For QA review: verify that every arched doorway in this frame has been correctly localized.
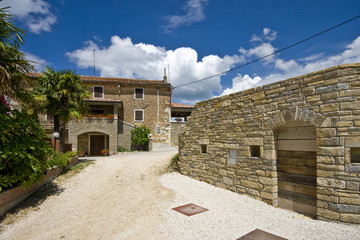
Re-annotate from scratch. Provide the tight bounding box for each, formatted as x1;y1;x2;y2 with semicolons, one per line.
77;132;109;156
276;121;317;217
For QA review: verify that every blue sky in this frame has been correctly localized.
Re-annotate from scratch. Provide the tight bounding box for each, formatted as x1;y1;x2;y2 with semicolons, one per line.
1;0;360;104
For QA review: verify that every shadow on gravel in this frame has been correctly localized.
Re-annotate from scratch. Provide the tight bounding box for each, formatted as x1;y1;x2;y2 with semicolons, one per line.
0;182;65;226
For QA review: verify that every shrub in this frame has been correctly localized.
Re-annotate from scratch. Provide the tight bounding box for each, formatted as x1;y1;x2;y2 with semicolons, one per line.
117;146;127;152
131;125;150;146
0;99;54;192
167;153;179;171
63;151;77;158
48;152;71;169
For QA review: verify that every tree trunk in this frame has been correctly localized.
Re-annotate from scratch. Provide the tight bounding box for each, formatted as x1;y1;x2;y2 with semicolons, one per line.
59;121;66;153
53;115;60;133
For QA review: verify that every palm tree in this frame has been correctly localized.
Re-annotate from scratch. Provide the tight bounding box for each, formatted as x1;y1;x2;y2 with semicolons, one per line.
34;67;89;153
0;7;34;102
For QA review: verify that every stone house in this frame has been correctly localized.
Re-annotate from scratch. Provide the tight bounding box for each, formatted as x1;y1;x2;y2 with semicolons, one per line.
29;73;172;155
170;102;194;146
178;63;360;224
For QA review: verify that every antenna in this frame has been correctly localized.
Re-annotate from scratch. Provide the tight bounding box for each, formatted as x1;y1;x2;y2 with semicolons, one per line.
93;49;96;76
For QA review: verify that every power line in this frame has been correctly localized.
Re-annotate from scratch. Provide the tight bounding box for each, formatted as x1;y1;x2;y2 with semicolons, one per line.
173;14;360;89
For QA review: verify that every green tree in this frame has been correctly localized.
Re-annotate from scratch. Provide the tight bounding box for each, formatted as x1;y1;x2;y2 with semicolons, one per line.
0;6;34;103
131;125;150;150
34;68;89;153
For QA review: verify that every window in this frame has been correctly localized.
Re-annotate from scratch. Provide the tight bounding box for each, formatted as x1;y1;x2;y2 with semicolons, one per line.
200;145;207;153
156;126;161;134
351;148;360;163
134;109;144;121
229;149;237;165
250;146;261;157
134;88;144;99
93;86;103;98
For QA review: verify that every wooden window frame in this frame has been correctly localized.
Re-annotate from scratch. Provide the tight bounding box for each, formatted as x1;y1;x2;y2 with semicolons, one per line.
134;109;144;122
93;86;104;99
134;87;144;100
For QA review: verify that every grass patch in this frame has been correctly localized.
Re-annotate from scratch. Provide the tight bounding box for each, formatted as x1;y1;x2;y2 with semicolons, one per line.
167;153;179;171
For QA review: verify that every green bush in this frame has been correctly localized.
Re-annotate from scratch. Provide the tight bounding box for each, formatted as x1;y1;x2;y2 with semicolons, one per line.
63;151;77;158
117;146;127;152
167;153;179;170
48;152;71;169
131;125;150;146
0;99;54;192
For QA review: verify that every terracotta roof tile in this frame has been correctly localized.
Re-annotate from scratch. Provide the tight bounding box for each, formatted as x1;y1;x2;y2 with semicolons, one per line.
27;73;170;86
171;102;194;108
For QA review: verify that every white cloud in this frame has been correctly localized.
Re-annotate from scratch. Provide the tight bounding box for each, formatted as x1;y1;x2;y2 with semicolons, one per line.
254;36;360;85
0;0;57;34
218;35;360;97
24;52;48;72
250;27;277;42
239;43;277;64
66;36;241;104
221;74;261;96
164;0;209;33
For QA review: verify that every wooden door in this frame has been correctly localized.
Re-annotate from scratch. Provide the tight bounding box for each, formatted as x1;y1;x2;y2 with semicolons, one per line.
90;135;105;156
277;123;317;217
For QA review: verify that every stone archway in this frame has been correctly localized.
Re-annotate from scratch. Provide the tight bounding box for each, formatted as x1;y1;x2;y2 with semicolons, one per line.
276;121;317;217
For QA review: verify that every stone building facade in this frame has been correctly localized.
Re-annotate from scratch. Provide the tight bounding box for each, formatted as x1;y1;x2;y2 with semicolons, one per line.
30;73;172;155
178;63;360;224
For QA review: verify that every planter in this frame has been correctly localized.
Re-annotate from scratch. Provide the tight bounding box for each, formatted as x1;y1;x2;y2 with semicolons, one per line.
0;156;78;217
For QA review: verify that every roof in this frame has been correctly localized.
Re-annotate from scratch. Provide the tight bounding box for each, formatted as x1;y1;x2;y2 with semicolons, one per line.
171;102;194;108
86;99;123;104
27;73;171;86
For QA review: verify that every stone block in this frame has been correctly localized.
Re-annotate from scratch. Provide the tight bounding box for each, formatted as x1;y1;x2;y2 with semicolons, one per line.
317;156;334;164
341;102;360;110
316;128;336;137
252;91;265;101
317;169;334;177
345;137;360;147
340;213;360;224
244;138;263;146
317;208;339;220
346;181;360;191
320;103;339;113
259;176;277;186
329;203;360;213
318;146;345;156
223;176;233;185
241;179;263;191
339;197;360;205
260;191;275;200
317;177;345;189
317;194;338;203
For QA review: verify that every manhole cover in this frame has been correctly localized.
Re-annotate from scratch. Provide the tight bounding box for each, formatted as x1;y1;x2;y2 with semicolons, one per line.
172;203;208;216
237;229;288;240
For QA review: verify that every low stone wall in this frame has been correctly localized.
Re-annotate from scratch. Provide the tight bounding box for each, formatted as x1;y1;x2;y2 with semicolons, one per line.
171;122;187;146
178;63;360;224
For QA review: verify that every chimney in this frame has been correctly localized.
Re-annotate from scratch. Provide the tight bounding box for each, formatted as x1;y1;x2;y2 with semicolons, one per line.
163;68;167;82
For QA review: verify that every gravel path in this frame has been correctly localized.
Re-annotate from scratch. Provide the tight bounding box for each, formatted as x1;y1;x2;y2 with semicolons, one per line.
1;148;359;239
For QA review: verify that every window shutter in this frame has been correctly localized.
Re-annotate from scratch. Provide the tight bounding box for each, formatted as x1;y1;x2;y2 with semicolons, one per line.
135;88;143;99
135;110;143;121
94;87;103;98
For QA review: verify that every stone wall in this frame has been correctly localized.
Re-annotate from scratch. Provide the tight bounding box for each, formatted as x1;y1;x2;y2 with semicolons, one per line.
178;63;360;224
171;122;186;146
69;117;118;155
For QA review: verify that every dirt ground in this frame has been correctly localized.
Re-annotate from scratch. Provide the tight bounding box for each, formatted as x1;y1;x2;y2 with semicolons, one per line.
0;149;178;240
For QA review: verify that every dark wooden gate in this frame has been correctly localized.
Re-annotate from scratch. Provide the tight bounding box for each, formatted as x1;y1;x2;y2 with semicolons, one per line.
277;122;317;217
90;135;105;156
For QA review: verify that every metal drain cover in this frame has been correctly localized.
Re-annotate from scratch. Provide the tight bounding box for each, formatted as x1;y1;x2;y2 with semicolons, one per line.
172;203;208;216
237;229;288;240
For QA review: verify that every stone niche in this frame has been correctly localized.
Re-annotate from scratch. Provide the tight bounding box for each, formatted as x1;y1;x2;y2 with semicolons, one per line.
178;63;360;224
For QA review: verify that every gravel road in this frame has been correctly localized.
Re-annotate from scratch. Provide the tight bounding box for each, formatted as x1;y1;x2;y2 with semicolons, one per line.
1;148;359;240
